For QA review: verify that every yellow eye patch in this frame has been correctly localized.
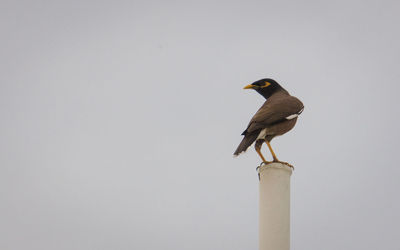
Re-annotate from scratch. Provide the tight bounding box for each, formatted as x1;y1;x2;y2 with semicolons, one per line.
261;82;271;88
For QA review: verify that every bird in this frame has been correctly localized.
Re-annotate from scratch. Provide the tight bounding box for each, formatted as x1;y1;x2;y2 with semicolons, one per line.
234;78;304;166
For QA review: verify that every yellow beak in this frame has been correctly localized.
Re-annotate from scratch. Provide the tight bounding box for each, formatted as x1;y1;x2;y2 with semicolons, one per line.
243;84;254;89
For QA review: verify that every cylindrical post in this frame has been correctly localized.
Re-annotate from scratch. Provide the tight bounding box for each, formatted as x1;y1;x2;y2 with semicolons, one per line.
257;163;293;250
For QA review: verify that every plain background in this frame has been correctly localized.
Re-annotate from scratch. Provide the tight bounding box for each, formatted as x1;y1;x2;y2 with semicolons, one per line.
1;0;400;249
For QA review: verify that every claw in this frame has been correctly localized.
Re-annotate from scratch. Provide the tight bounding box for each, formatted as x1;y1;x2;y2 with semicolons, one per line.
278;161;294;170
259;161;271;166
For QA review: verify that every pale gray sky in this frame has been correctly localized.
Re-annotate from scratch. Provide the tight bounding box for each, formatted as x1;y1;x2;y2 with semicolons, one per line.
1;0;400;249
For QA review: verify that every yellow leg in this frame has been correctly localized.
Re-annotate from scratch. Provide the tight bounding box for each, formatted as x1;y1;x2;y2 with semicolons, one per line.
256;148;268;163
265;141;279;162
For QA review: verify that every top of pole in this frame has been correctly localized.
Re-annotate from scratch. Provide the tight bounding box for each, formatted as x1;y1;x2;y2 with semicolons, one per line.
257;162;293;177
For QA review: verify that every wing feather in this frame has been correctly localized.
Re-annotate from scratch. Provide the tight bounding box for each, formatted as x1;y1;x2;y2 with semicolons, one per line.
245;95;304;134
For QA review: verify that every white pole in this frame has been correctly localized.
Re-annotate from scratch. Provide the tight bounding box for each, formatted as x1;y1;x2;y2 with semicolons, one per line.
257;162;293;250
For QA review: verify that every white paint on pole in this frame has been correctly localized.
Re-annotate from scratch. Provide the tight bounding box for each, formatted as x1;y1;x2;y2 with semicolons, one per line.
257;162;293;250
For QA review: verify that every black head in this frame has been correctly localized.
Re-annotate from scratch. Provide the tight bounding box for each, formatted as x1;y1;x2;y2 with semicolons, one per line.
243;78;286;99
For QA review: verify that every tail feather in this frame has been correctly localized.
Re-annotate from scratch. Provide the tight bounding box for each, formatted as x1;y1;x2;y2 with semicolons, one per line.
233;133;258;156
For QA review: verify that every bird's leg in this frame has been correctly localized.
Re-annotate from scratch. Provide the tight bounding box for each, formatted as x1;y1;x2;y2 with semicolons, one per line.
265;140;294;169
255;140;270;164
265;140;279;162
256;148;268;163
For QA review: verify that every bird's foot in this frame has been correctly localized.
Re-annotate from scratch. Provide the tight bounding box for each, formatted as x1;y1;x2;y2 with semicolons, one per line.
273;160;294;170
259;161;272;167
256;162;271;181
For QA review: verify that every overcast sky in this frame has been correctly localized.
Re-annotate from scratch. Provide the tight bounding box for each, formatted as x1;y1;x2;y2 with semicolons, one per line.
1;0;400;249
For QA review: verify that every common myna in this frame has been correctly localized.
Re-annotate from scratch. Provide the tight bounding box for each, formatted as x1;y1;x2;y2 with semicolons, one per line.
234;78;304;165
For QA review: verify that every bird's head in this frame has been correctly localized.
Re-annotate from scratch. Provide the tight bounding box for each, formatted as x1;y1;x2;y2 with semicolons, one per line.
243;78;286;99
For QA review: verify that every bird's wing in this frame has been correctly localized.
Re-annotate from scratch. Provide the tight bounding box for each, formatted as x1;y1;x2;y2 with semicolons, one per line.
243;95;304;135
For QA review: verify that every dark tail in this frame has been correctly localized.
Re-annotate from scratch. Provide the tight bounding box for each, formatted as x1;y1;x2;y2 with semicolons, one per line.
233;133;258;156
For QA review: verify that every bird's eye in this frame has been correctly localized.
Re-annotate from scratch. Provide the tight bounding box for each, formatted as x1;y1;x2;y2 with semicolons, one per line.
262;82;271;88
